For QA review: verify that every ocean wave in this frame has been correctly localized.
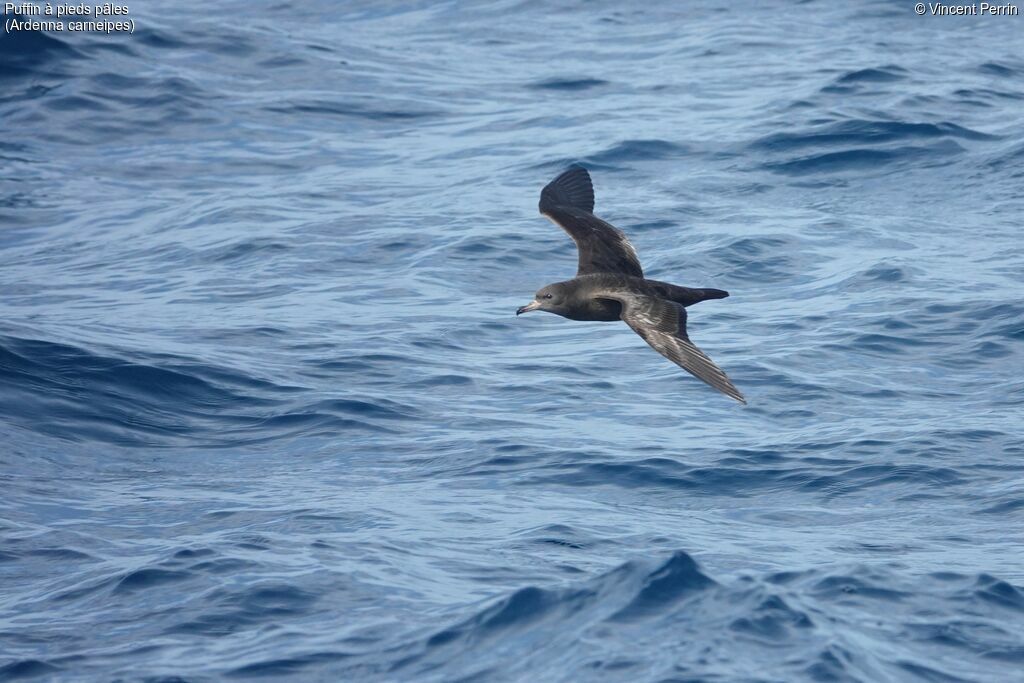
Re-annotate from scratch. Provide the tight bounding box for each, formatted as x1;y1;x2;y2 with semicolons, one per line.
528;77;609;91
585;139;688;165
343;552;1024;682
751;114;998;176
0;333;418;447
762;141;965;175
752;119;996;153
707;235;804;283
0;18;80;80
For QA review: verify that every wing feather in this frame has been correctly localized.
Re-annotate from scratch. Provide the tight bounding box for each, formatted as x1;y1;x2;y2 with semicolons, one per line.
539;166;644;278
598;290;746;403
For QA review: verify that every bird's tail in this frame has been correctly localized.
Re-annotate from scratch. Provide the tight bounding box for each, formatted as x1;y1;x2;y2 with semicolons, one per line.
668;285;729;307
646;279;730;307
692;287;729;302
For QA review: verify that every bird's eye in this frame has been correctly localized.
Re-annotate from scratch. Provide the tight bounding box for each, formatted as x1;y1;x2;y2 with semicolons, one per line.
543;294;553;299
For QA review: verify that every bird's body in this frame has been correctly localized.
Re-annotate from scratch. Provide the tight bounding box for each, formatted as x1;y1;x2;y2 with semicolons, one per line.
537;273;729;322
517;165;746;404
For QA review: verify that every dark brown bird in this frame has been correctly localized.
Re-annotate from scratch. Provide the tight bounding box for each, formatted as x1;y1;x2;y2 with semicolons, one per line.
516;165;746;404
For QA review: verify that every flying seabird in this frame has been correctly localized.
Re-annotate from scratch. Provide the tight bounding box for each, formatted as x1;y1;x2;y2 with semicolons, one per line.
516;165;746;404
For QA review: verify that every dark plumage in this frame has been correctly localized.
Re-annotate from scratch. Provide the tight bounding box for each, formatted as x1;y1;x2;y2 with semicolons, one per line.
517;165;745;404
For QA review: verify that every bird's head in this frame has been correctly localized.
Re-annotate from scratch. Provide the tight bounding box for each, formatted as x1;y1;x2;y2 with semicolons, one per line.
516;283;570;316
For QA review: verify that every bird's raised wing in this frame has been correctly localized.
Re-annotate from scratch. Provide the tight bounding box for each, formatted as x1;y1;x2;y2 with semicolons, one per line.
597;289;745;403
539;166;644;278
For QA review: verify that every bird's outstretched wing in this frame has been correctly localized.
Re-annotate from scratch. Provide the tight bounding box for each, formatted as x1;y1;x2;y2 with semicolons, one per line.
597;289;746;403
539;165;644;278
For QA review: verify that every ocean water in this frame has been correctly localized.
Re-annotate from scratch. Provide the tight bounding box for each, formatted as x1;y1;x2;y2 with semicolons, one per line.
2;1;1023;680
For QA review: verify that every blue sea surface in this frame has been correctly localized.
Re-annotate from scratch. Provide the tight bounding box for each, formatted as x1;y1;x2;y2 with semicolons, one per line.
2;1;1023;681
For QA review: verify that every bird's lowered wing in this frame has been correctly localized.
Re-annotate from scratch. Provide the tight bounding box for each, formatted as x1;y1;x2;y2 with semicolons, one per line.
539;166;644;278
597;289;746;403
